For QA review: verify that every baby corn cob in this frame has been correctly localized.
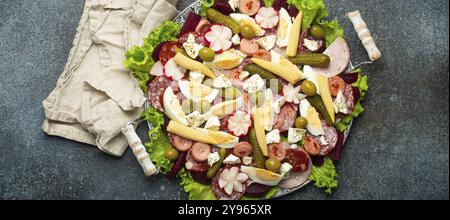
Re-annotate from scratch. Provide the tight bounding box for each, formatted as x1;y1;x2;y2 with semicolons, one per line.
252;108;268;157
167;120;237;146
174;53;216;79
317;75;335;123
286;11;303;57
251;58;303;84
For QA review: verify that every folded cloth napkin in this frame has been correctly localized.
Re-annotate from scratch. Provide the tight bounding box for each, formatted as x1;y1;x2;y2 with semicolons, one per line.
42;0;179;157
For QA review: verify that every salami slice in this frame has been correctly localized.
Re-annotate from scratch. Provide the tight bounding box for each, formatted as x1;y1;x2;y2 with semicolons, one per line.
211;167;246;200
310;121;338;156
168;133;193;152
279;158;312;189
343;84;355;112
273;103;298;132
148;76;171;111
185;148;209;172
283;148;310;172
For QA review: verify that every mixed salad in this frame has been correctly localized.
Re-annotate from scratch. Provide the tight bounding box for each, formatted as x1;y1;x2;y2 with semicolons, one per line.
125;0;368;200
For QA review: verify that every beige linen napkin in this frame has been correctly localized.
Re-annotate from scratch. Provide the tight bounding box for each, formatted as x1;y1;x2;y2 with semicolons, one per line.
42;0;179;157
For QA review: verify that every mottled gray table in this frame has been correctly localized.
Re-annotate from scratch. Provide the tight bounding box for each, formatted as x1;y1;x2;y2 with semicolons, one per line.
0;0;448;200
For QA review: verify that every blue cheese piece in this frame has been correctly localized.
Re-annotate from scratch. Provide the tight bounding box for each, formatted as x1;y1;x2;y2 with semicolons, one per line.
333;90;350;114
183;33;203;59
189;71;205;84
272;96;286;114
266;129;281;144
243;74;265;94
207;152;220;167
303;39;320;52
242;156;252;165
231;34;241;45
256;35;276;51
290;144;298;150
185;111;205;128
280;162;293;178
223;154;241;165
204;116;220;130
213;74;232;88
287;128;306;143
239;71;250;80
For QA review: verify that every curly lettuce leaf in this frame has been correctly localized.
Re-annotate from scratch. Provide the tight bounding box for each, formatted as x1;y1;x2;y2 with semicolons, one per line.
124;21;181;92
287;0;344;46
336;69;369;132
308;157;338;194
142;107;173;174
178;168;217;200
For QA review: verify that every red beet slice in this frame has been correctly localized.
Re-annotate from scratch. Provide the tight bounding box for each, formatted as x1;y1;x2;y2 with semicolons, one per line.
212;0;234;15
352;87;361;102
151;42;165;62
179;11;202;37
331;131;345;161
341;72;359;84
287;5;299;17
272;0;288;11
311;156;325;167
166;152;187;178
190;171;211;185
244;183;271;197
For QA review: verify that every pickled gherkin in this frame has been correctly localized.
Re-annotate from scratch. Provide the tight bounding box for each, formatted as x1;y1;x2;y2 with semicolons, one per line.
306;95;334;126
248;128;266;169
288;54;330;68
206;8;240;34
206;148;226;179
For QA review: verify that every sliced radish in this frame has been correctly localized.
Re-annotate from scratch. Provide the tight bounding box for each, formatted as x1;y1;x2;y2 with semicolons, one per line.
204;25;233;53
218;166;248;195
255;7;279;29
150;60;164;76
164;58;186;80
227;110;252;137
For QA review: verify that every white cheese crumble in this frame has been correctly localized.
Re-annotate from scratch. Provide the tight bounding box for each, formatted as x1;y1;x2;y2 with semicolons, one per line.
204;116;220;130
272;96;286;114
213;74;232;88
290;144;298;150
288;128;306;143
207;152;220;167
239;71;250;81
242;156;252;165
319;135;329;145
231;34;241;45
280;162;293;178
185;111;205;128
189;71;205;84
266;129;281;144
223;154;241;165
228;0;239;10
256;35;276;51
243;74;265;94
303;39;320;52
333;90;350;114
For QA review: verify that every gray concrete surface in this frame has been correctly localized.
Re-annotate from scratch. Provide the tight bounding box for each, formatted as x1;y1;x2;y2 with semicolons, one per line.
0;0;448;200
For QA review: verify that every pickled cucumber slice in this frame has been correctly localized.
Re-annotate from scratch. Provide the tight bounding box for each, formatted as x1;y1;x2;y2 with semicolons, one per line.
288;54;330;68
206;8;240;34
306;95;334;126
248;128;266;169
206;148;227;179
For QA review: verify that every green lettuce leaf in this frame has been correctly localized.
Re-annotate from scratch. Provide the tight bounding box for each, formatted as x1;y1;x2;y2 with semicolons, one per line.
124;21;181;92
308;157;338;194
178;168;217;200
263;0;275;7
200;0;215;16
336;69;369;132
287;0;345;46
142;107;173;174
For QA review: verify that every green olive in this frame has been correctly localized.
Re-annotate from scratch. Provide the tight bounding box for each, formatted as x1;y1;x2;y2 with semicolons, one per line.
220;87;242;100
194;100;211;113
199;47;215;62
310;24;325;40
301;80;317;96
265;158;281;172
240;24;255;39
295;117;308;129
181;99;195;114
249;91;266;107
164;148;179;161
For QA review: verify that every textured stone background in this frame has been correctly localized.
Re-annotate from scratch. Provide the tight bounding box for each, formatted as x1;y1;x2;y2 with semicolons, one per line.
0;0;448;200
